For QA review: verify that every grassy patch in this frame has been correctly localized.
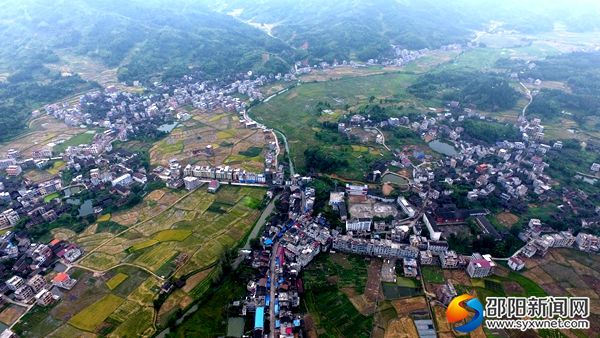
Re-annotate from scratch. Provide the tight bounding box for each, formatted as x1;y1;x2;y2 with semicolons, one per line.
68;294;125;332
43;192;61;203
173;268;254;336
106;273;129;290
250;72;418;174
421;266;444;284
240;196;262;209
12;304;62;337
54;131;96;154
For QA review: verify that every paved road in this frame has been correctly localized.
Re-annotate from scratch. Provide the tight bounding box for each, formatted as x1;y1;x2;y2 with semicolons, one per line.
371;127;391;152
519;81;533;118
274;129;295;177
268;242;279;337
233;195;279;269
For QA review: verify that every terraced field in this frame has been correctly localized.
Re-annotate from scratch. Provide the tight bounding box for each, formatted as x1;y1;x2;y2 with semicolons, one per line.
30;185;266;337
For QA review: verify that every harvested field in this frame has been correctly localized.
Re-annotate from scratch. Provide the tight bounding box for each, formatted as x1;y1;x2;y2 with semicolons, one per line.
182;268;214;293
495;212;519;228
384;317;418;338
442;269;472;286
0;305;26;325
390;296;428;317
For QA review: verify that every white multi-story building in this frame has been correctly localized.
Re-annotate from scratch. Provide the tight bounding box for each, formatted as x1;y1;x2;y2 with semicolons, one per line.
0;209;20;227
183;176;201;191
398;197;416;217
6;276;24;291
345;218;372;232
466;253;496;278
508;256;525;271
345;184;368;196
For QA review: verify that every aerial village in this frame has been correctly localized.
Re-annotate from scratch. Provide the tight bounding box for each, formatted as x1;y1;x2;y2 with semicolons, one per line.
0;47;599;337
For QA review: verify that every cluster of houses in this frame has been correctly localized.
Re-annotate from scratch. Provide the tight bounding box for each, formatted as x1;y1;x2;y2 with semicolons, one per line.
151;158;284;192
295;44;463;73
1;232;81;307
508;218;600;271
45;69;299;142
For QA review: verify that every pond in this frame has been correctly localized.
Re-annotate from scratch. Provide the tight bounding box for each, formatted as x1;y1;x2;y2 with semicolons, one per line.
428;140;458;157
78;199;94;217
157;122;178;133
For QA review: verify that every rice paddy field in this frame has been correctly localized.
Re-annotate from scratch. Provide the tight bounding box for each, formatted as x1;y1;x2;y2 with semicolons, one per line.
149;109;268;173
25;185;266;337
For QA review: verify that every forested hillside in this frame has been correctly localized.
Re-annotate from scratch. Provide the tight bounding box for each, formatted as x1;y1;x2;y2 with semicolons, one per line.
208;0;600;63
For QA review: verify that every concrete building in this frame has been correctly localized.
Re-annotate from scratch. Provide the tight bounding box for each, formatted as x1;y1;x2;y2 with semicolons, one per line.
208;180;220;193
5;165;22;176
437;280;458;305
345;218;372;232
183;176;201;191
111;173;133;187
398;197;416;217
403;258;418;277
466;253;496;278
35;289;55;306
0;209;20;227
27;274;46;293
52;273;77;290
508;256;525;271
6;275;24;291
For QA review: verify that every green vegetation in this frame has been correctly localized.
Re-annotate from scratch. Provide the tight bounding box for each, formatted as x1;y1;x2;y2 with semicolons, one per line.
304;254;369;291
68;294;125;332
462;119;520;143
0;73;98;142
408;70;519;111
12;304;61;337
96;220;127;234
218;0;595;63
238;146;262;157
251;73;417;177
302;254;372;337
240;196;262;209
168;267;254;337
106;273;129;290
43;192;60;203
304;284;373;338
53;131;96;154
421;266;444;284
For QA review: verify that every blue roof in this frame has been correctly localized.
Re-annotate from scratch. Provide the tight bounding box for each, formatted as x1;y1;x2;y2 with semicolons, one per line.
264;239;273;245
275;320;280;328
293;319;301;327
254;307;264;329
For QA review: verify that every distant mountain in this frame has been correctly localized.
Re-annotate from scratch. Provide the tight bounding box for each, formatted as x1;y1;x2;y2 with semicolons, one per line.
0;0;296;84
206;0;600;63
0;0;296;141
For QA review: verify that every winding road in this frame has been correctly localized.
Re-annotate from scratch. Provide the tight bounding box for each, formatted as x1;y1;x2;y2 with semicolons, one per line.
519;81;533;118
